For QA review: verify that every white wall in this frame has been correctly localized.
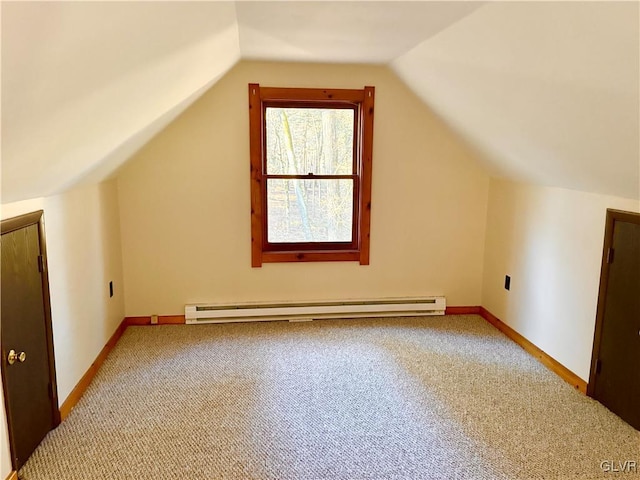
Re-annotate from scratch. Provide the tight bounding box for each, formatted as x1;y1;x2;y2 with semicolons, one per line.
0;180;125;477
482;178;640;381
0;388;10;478
117;61;490;315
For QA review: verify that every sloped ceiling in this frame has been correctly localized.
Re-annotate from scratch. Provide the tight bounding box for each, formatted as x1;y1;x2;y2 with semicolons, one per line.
1;1;240;203
392;1;640;200
2;1;638;203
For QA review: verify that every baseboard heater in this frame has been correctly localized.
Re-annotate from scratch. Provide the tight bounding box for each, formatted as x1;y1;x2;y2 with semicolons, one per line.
185;297;446;324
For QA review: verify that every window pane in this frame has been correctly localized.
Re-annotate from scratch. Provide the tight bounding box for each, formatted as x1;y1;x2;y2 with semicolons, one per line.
265;108;354;175
267;179;354;243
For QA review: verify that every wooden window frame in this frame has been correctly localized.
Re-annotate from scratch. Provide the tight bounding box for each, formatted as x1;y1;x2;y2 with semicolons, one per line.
249;84;375;267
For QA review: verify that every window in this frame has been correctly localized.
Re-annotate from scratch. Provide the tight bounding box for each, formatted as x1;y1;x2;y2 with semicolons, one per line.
249;84;375;267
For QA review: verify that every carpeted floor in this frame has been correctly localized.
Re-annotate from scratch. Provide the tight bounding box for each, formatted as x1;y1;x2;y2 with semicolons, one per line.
20;315;639;479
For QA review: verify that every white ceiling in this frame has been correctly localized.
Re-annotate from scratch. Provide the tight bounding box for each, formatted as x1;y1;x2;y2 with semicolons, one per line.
2;1;638;203
236;2;483;63
2;1;240;202
392;1;640;200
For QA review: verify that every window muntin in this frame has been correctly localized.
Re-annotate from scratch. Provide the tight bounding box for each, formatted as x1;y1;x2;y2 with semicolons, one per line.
249;84;374;266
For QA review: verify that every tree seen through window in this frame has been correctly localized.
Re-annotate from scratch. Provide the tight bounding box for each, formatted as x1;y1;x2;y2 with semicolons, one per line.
265;107;355;243
248;84;374;266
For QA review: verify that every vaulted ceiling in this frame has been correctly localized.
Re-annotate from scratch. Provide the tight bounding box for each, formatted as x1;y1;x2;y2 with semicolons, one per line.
2;1;638;203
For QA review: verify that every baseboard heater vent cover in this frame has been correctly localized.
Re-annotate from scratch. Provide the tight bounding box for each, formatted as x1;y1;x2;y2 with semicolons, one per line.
185;297;445;324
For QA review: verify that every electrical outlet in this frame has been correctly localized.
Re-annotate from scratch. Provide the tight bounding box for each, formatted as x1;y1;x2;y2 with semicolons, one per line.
504;275;511;291
151;314;158;325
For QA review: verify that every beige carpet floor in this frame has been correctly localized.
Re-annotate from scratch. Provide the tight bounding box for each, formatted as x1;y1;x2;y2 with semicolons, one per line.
20;315;639;479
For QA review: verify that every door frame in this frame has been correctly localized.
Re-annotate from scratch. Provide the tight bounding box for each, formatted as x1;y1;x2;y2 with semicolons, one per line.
1;210;60;470
588;208;640;397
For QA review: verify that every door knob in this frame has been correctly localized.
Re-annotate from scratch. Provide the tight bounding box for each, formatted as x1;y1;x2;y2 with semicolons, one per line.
7;349;26;365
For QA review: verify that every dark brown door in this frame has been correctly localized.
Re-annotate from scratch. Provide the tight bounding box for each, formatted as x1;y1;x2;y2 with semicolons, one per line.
589;209;640;430
1;211;59;470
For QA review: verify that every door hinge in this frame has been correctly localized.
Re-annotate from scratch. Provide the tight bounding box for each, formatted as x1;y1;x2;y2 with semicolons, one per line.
606;248;614;264
38;254;45;273
595;359;602;374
